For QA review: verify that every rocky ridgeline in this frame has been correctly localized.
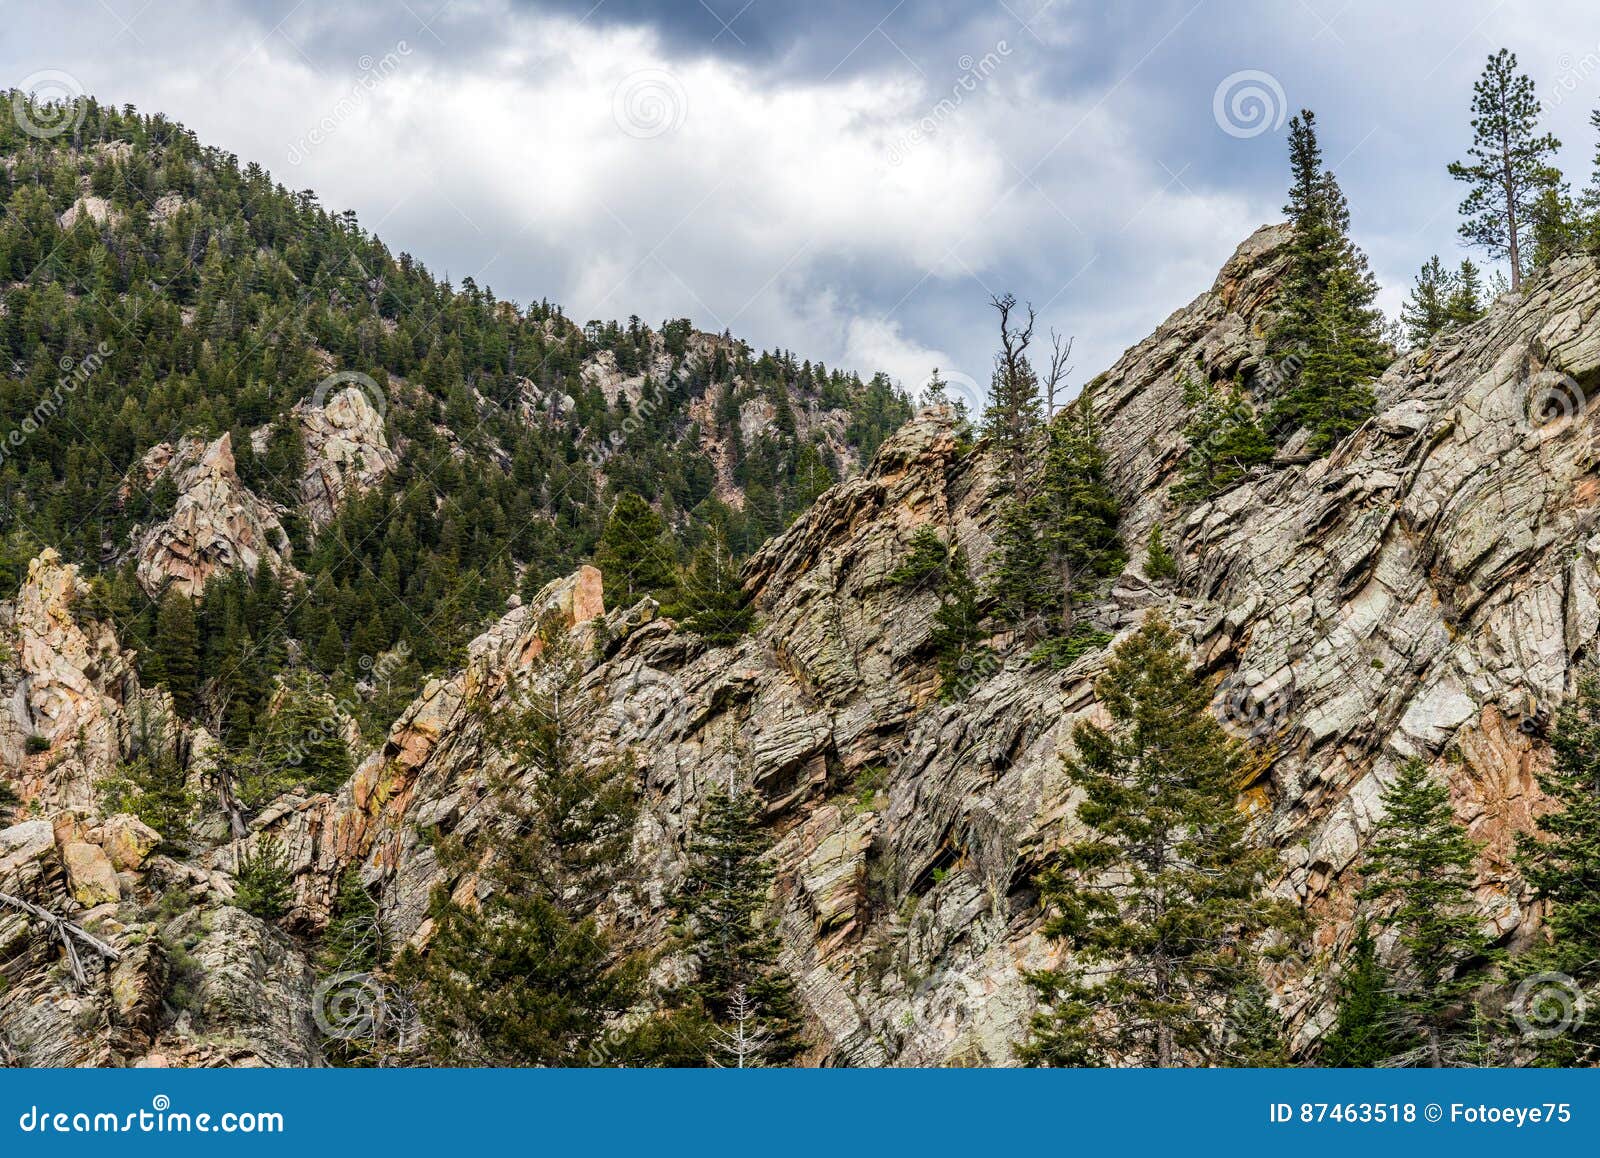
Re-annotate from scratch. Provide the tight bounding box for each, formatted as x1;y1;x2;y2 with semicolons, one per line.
6;226;1600;1065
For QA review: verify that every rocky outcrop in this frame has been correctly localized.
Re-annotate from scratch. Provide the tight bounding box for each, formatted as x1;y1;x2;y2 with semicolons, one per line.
9;226;1600;1068
4;549;136;812
287;386;398;529
132;433;293;598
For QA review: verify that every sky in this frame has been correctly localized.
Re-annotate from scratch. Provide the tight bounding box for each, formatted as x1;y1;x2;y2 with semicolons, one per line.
6;0;1599;410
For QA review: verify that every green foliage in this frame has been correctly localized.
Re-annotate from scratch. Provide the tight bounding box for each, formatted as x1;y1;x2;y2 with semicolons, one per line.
1513;668;1600;1064
1022;615;1290;1067
1219;980;1291;1067
97;704;194;851
1319;924;1404;1067
1144;525;1178;582
594;491;678;610
1175;376;1274;502
669;524;751;646
889;525;948;588
930;546;991;697
991;396;1124;639
671;784;808;1065
153;589;200;718
1401;256;1455;347
1529;185;1584;270
24;734;50;755
1447;260;1487;328
1448;49;1563;290
234;836;295;921
1359;758;1496;1067
0;102;906;760
1266;110;1384;453
397;615;693;1066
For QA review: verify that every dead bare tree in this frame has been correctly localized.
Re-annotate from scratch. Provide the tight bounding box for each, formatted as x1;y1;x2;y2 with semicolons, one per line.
0;891;121;990
1044;330;1074;419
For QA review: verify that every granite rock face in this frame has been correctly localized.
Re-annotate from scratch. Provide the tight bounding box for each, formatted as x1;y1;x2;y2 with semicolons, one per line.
290;386;398;530
8;227;1600;1065
131;433;293;598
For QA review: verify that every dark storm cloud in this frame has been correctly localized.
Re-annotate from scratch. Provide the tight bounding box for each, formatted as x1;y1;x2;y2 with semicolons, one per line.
8;0;1600;394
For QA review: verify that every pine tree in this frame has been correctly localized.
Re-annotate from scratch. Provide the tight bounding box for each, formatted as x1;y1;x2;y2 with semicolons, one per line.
1529;184;1582;271
1175;376;1275;502
889;525;949;590
1218;979;1290;1067
234;836;294;921
1021;615;1289;1067
1513;668;1600;1064
1448;48;1562;291
594;491;678;610
930;546;989;700
1583;108;1600;252
1446;260;1487;328
671;526;751;646
1360;758;1495;1067
1267;111;1384;451
1281;264;1384;452
1400;256;1454;347
1144;525;1178;582
1037;396;1124;633
981;294;1043;497
672;783;807;1065
396;614;677;1065
155;589;200;717
1319;924;1404;1067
